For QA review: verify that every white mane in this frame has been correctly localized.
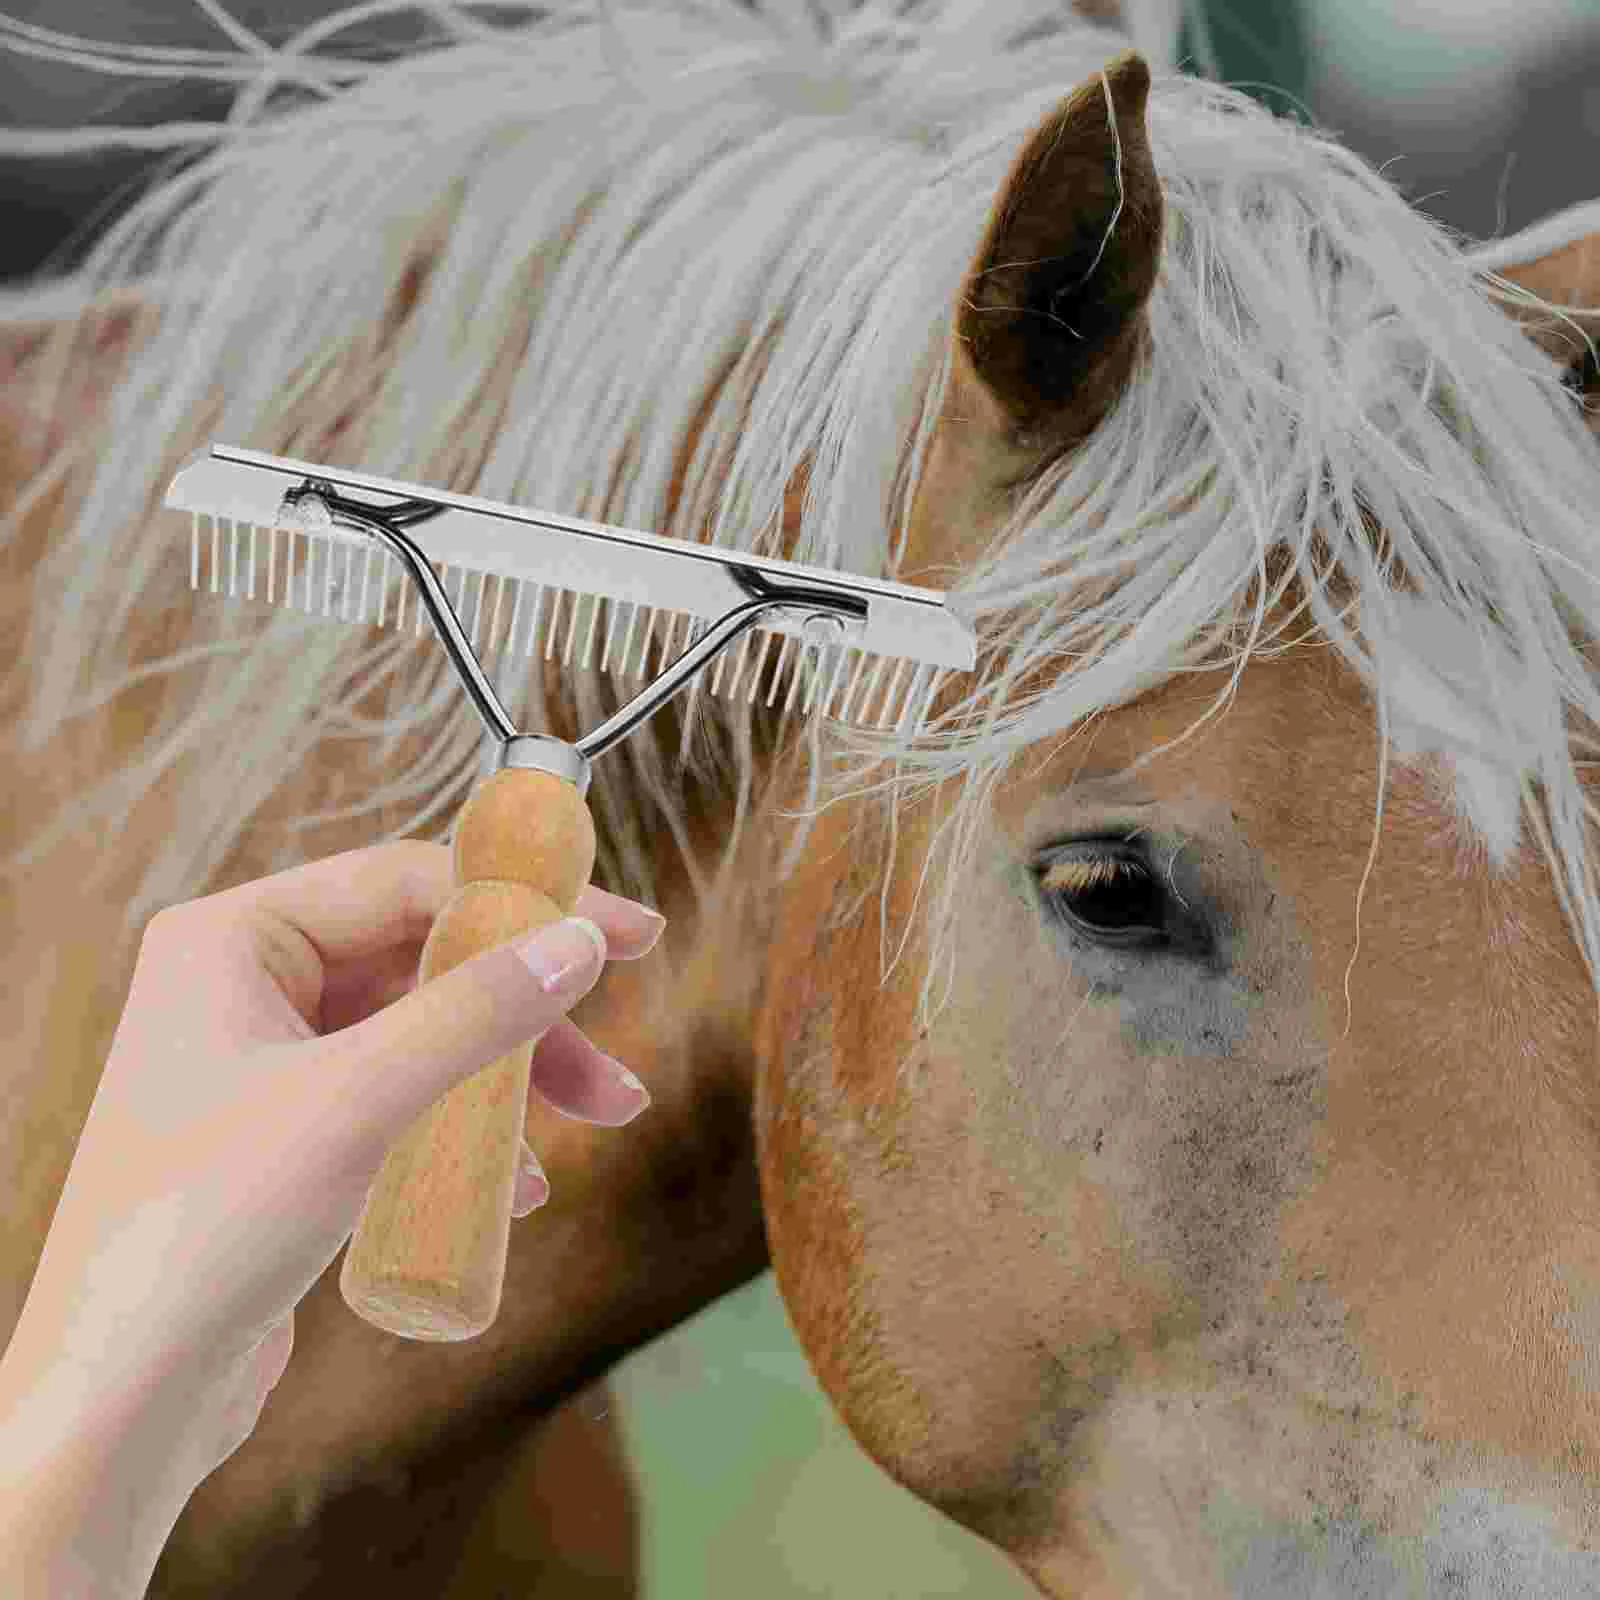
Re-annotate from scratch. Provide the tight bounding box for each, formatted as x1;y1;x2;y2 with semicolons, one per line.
3;0;1598;1035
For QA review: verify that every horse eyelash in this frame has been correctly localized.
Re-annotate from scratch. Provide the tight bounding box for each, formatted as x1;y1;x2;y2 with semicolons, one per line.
1038;852;1151;897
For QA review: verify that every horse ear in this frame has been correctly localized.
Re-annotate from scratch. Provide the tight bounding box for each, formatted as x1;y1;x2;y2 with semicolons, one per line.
954;49;1164;456
1485;229;1600;436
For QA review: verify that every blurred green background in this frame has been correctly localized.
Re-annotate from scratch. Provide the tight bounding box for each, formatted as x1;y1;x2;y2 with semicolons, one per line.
611;1275;1031;1596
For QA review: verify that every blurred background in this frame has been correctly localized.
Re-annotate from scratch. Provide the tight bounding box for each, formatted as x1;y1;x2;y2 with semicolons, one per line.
2;2;1597;1595
4;0;1600;284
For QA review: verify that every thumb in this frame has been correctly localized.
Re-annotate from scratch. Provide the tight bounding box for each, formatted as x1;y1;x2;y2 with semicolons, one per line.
332;915;609;1138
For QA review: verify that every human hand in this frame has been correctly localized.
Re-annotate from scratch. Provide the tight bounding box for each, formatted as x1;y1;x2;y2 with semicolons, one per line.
0;839;663;1500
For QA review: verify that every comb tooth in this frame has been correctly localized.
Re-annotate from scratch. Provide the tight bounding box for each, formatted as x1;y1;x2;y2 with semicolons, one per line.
189;513;200;589
503;576;527;660
874;656;907;728
562;591;582;667
538;586;557;659
768;633;797;708
265;523;278;605
708;627;731;696
224;518;235;597
853;652;890;725
834;648;870;721
828;646;858;720
865;655;892;728
852;654;877;724
599;597;623;674
545;589;562;662
358;544;374;624
876;659;904;728
725;628;752;698
336;541;351;621
529;587;546;659
634;607;658;676
721;629;754;699
902;664;938;733
565;591;586;668
297;527;311;614
324;539;337;618
484;571;507;657
798;642;823;718
541;589;560;661
806;643;832;720
465;568;484;654
244;522;257;600
831;645;857;718
816;642;848;719
828;645;855;719
745;629;773;703
781;637;809;717
614;601;640;676
209;515;221;594
580;593;602;670
377;550;392;627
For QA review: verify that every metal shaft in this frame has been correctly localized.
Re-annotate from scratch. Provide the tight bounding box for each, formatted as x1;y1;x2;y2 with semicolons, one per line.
281;481;867;765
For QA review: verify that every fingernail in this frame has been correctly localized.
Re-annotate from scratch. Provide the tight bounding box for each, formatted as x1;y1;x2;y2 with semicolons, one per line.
515;916;607;997
521;1148;550;1208
606;1054;651;1116
635;906;667;954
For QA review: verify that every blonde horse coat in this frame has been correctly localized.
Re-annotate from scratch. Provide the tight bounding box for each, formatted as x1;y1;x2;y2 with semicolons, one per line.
5;2;1600;1594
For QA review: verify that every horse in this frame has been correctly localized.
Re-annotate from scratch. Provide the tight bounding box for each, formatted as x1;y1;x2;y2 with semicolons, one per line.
6;1;1600;1594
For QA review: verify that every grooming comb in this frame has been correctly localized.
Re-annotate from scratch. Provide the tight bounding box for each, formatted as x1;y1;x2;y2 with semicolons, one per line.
164;443;975;1343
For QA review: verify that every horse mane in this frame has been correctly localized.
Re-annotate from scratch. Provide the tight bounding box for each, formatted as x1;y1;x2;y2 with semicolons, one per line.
4;0;1599;1035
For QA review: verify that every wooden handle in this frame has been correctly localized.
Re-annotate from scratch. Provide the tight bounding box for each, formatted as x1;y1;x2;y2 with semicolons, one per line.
338;766;596;1341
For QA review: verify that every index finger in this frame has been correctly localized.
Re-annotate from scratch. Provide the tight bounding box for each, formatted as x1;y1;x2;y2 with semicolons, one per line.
191;839;666;968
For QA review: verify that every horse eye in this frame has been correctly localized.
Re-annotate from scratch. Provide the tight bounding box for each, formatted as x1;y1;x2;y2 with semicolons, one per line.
1036;847;1169;947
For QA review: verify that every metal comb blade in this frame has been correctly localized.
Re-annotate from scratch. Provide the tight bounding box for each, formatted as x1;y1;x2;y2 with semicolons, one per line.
169;443;975;734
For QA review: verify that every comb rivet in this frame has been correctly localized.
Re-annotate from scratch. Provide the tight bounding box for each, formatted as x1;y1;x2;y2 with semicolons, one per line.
283;489;334;533
802;612;847;645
